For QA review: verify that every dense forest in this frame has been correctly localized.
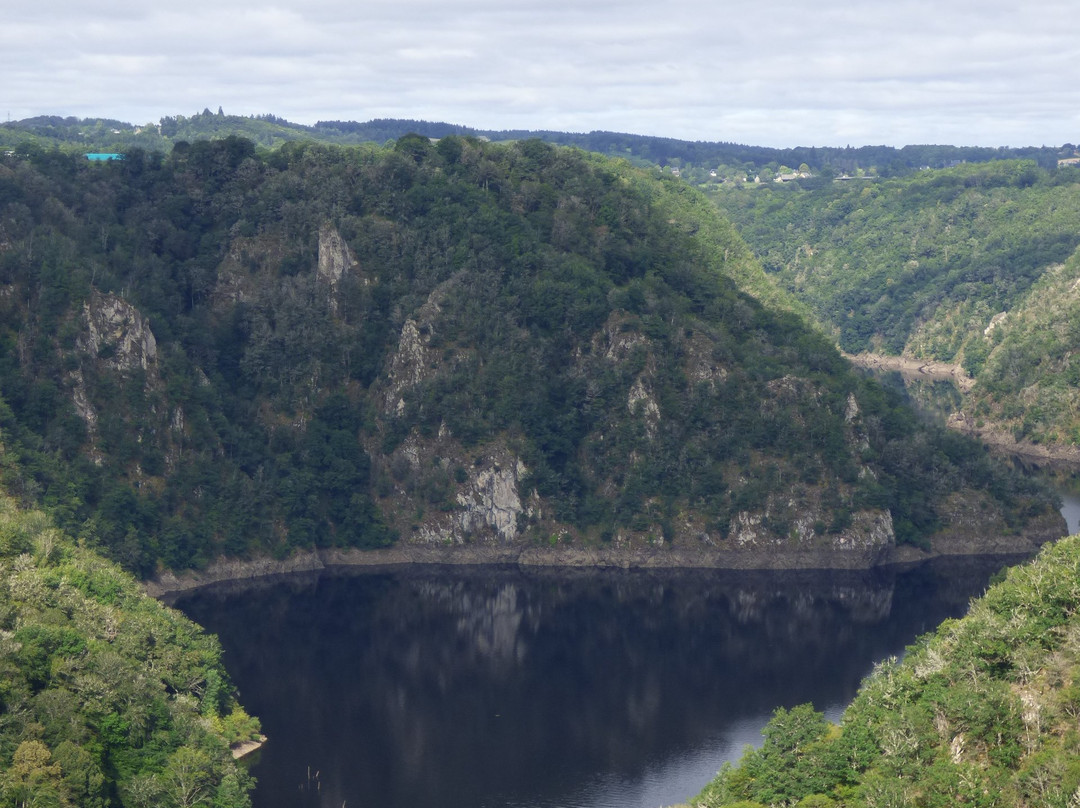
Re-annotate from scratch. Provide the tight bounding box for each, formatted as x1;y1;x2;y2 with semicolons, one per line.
0;135;1057;577
694;532;1080;808
712;160;1080;448
1;116;1076;808
0;494;259;807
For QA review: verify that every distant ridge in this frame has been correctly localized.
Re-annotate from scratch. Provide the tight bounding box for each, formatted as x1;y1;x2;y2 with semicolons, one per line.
1;112;1072;176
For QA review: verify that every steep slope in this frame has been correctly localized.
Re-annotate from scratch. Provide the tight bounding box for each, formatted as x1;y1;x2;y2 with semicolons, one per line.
955;247;1080;448
0;138;1061;576
694;531;1080;808
714;160;1080;453
0;494;259;807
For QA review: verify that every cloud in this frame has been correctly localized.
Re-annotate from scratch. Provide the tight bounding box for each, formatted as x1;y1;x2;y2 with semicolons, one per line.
3;0;1080;145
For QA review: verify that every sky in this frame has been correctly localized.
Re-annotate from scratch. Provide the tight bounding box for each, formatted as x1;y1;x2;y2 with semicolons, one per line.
4;0;1080;148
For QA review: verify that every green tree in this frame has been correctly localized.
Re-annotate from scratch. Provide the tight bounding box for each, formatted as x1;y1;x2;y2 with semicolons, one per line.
1;741;72;808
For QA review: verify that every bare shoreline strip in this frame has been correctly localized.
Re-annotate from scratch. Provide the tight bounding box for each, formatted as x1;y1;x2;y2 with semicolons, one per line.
231;736;267;760
842;351;975;392
845;352;1080;467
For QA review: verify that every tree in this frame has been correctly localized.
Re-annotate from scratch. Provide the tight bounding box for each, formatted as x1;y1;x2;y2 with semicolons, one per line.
1;741;72;808
164;747;214;808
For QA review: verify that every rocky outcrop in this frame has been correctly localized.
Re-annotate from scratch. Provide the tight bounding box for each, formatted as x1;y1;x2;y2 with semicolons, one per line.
395;442;532;547
626;376;660;438
383;275;460;414
454;458;527;543
78;291;157;374
66;292;160;450
317;224;356;288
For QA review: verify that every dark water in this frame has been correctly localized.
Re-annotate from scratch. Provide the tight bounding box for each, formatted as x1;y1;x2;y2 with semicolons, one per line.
176;557;1028;808
1059;486;1080;535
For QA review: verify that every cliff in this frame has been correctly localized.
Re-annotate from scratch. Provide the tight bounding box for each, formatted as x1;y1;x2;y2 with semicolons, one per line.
0;138;1062;578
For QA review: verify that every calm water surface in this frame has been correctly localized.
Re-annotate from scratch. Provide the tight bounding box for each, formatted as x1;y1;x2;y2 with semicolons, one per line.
1061;487;1080;535
177;557;1029;808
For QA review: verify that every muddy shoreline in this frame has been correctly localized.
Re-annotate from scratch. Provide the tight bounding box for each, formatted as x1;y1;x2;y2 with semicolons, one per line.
145;520;1067;599
845;352;1080;469
843;351;976;392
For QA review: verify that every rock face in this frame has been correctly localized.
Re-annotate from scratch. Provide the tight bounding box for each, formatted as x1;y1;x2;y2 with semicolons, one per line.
317;224;356;288
383;275;458;414
455;458;527;543
78;291;157;374
68;292;160;448
380;434;533;547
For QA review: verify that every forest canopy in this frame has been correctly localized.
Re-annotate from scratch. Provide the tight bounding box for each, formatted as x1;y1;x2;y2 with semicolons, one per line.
0;137;1057;574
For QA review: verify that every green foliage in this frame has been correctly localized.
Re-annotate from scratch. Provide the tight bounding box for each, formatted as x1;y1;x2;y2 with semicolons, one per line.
0;496;255;807
963;247;1080;445
0;137;1055;573
714;161;1080;447
695;534;1080;807
715;161;1080;357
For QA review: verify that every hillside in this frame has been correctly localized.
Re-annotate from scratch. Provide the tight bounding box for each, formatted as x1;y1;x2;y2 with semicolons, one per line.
693;530;1080;808
2;113;1070;179
0;494;259;806
713;160;1080;451
0;137;1062;577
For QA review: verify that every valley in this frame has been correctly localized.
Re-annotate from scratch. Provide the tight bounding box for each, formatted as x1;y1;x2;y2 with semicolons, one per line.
0;116;1078;808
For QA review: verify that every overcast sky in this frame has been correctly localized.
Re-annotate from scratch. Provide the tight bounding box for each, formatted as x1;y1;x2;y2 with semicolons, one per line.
4;0;1079;148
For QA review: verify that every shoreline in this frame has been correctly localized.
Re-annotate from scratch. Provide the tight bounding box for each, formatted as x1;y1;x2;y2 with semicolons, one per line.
844;352;1080;469
843;351;975;392
231;736;267;760
145;527;1064;599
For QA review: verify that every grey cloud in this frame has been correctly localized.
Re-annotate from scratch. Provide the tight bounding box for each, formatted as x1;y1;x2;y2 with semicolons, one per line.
3;0;1080;145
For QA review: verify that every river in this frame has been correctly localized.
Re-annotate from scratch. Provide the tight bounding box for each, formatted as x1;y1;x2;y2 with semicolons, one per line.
176;552;1047;808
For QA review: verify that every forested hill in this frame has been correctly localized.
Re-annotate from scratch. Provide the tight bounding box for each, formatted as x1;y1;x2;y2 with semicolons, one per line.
694;531;1080;808
0;136;1060;576
0;494;260;806
713;160;1080;449
2;112;1070;177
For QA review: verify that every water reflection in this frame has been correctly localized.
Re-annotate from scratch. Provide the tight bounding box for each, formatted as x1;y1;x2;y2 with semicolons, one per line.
1060;487;1080;535
177;559;1022;808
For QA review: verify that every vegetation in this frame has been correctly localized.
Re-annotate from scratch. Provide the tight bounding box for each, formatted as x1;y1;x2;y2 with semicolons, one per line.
965;248;1080;446
694;532;1080;808
713;160;1080;447
0;137;1057;575
0;494;258;807
2;113;1070;178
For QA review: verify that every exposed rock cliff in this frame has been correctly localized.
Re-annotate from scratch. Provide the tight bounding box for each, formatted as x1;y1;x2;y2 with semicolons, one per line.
317;224;357;288
66;292;161;457
78;291;158;374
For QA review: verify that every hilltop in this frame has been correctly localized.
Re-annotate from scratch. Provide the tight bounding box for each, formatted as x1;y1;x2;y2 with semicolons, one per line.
2;111;1071;178
0;136;1062;578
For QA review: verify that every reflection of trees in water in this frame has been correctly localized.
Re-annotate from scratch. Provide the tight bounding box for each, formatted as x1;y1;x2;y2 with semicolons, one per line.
177;559;1014;808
